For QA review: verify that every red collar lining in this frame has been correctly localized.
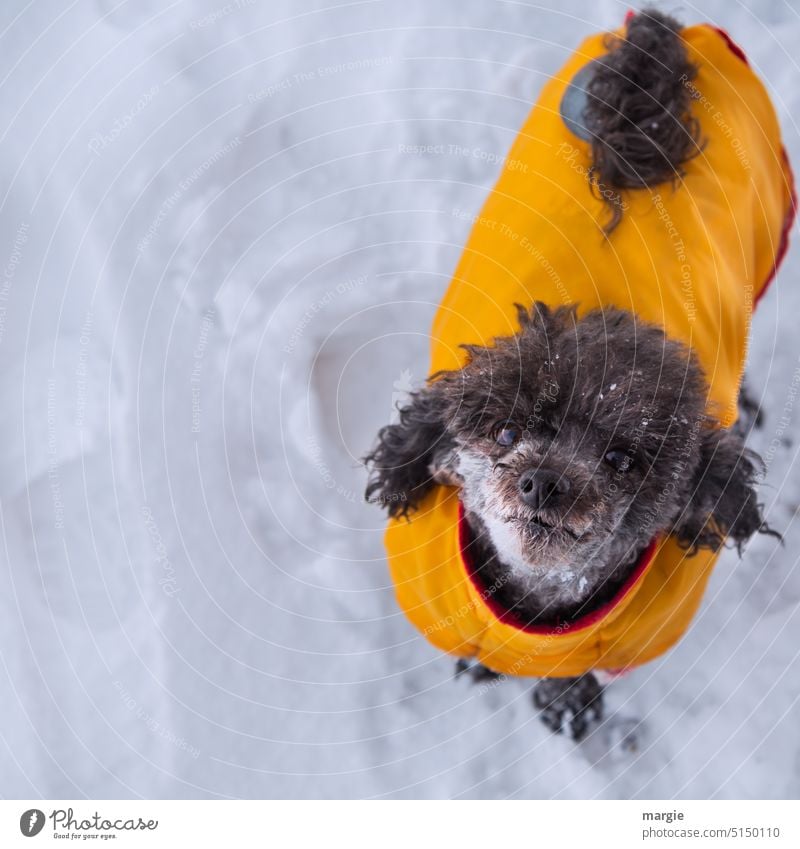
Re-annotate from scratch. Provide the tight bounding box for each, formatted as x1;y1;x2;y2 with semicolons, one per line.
457;503;659;636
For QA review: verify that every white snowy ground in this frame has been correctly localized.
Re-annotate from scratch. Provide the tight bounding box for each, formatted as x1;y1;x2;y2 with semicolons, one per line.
0;0;799;800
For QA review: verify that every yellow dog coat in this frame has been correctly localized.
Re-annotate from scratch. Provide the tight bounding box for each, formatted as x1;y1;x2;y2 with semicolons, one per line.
385;22;795;676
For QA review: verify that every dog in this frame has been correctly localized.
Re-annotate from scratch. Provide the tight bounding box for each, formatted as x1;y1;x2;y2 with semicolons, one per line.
365;9;794;740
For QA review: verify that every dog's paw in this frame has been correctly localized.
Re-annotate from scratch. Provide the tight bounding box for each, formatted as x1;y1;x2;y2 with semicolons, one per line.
735;380;764;438
580;717;645;765
454;658;503;684
532;674;604;741
602;717;642;755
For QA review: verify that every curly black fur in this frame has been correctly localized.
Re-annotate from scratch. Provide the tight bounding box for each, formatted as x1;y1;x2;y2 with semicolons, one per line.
363;384;453;519
365;303;774;625
674;428;781;554
533;674;604;741
584;8;704;231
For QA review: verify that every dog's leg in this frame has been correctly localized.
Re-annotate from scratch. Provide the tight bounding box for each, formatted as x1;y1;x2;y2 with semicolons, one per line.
735;380;764;439
454;658;502;683
532;674;604;740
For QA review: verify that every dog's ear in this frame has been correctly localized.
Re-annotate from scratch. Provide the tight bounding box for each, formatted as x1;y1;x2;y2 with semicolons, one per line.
673;426;776;553
364;383;455;518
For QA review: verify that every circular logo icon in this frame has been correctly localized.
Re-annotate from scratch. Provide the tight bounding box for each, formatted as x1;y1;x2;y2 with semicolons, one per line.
19;809;45;837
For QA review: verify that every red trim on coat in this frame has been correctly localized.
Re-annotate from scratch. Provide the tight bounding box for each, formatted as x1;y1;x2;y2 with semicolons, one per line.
706;24;796;307
708;25;749;65
755;148;796;308
457;502;659;636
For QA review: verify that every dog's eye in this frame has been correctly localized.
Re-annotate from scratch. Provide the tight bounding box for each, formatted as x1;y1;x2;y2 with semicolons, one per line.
604;448;633;472
493;422;520;447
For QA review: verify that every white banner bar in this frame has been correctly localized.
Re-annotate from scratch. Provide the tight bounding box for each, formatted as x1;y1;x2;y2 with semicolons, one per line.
1;800;799;848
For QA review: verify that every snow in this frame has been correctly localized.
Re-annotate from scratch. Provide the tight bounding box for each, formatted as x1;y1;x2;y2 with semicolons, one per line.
1;0;799;799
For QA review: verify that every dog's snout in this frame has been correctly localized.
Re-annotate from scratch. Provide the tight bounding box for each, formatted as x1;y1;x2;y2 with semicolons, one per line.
518;468;570;509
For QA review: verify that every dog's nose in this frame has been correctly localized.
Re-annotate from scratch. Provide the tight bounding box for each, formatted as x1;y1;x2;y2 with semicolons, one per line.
518;468;570;509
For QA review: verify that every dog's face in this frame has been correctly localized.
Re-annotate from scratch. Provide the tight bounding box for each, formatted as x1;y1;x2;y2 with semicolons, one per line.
366;303;769;586
433;304;709;574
